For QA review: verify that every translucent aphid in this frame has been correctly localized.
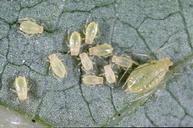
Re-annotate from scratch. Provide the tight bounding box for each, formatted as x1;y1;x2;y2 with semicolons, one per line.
85;21;98;44
112;55;138;69
89;43;113;57
104;64;116;84
125;57;173;93
82;75;104;86
19;18;43;35
69;31;81;56
14;76;28;101
79;52;93;72
48;54;67;78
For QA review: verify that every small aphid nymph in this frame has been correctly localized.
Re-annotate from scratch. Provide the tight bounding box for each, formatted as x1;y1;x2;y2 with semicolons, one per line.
125;57;173;93
79;52;93;72
82;75;103;86
85;21;98;44
104;64;116;84
112;55;138;69
19;18;43;35
89;43;113;57
48;54;67;78
69;31;82;56
14;76;28;101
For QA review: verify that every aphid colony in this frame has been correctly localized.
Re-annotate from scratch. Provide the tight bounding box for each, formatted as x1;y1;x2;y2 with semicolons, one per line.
13;19;173;101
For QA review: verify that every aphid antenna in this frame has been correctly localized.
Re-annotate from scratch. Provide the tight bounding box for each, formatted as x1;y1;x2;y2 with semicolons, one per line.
154;41;176;54
86;13;93;25
65;29;71;47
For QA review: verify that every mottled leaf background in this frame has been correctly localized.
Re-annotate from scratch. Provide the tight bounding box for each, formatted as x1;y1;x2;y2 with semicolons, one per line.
0;0;193;127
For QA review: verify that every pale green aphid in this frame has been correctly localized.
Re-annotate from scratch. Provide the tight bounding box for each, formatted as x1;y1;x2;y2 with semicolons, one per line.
112;55;138;69
125;57;173;93
104;64;116;84
14;76;28;101
89;43;113;57
69;31;82;56
85;21;98;44
19;18;43;35
82;75;104;86
79;52;93;72
48;54;67;78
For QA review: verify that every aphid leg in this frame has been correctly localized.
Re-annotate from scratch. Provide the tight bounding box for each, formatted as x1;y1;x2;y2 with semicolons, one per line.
98;73;104;77
118;65;131;87
10;88;17;94
130;89;155;103
122;78;129;89
18;30;31;38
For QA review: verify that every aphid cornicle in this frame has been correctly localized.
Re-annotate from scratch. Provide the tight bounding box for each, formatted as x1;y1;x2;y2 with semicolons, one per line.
112;55;138;69
79;52;93;72
89;43;113;57
14;76;28;101
69;31;81;56
85;21;98;44
104;64;116;84
19;18;43;35
48;54;67;78
82;75;104;86
125;57;173;93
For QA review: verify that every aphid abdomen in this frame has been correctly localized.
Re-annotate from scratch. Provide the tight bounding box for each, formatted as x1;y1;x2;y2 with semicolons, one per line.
85;22;98;44
69;31;81;56
126;58;173;93
19;19;43;35
79;52;93;72
48;54;67;78
15;76;28;101
104;65;116;84
82;75;103;85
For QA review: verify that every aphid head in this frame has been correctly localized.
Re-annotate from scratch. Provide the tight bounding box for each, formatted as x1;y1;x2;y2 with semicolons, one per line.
89;47;96;55
88;22;98;32
112;55;118;63
161;57;173;67
39;26;44;33
48;54;56;60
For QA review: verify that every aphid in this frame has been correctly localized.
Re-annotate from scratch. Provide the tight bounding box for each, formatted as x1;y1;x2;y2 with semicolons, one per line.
82;75;104;86
69;31;81;56
48;54;67;78
79;52;93;72
14;76;28;101
104;64;116;84
112;55;138;69
89;43;113;57
125;57;173;93
85;21;98;44
19;18;43;35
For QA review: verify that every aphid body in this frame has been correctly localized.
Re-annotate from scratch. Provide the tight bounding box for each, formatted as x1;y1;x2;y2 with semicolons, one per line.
48;54;67;78
125;57;173;93
112;55;138;69
104;64;116;84
19;18;43;35
79;52;93;72
14;76;28;101
89;43;113;57
82;75;103;86
85;21;98;44
69;31;81;56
